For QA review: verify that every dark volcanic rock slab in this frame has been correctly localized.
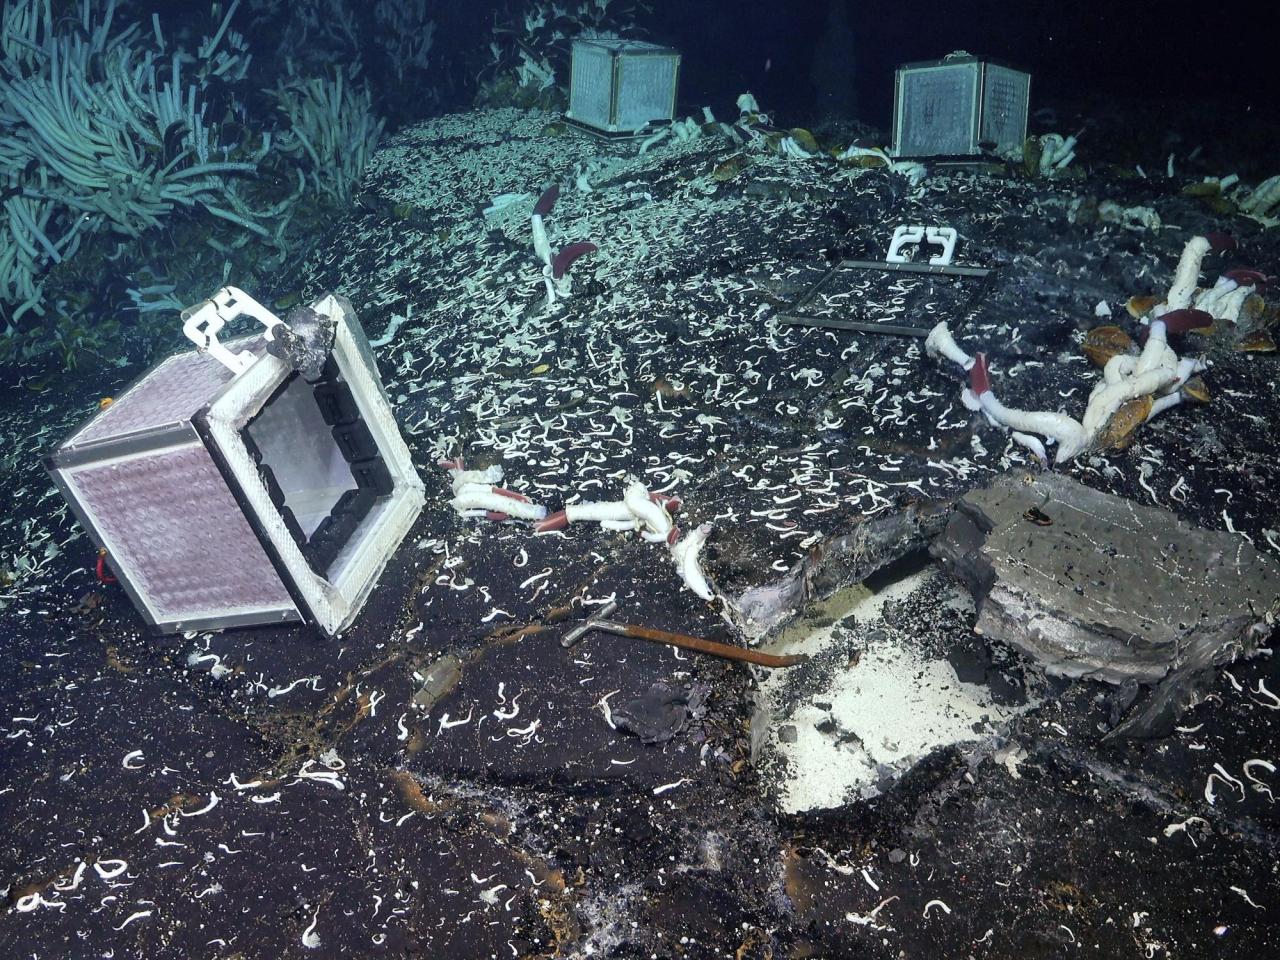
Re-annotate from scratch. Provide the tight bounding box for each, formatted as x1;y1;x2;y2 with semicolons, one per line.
932;471;1280;684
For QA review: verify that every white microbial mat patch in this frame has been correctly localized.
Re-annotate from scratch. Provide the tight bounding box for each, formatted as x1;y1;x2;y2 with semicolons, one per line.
759;566;1038;814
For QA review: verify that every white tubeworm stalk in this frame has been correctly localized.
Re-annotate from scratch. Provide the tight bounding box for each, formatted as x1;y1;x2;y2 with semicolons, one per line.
1164;235;1211;311
638;126;670;155
530;214;552;267
1240;174;1280;217
925;322;974;370
620;480;674;542
447;465;503;493
671;523;714;601
978;388;1087;459
451;487;547;521
565;500;632;523
1010;431;1048;466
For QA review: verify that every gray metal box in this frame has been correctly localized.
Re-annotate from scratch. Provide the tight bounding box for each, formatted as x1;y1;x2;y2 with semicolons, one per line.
892;54;1030;157
566;38;680;136
46;287;425;637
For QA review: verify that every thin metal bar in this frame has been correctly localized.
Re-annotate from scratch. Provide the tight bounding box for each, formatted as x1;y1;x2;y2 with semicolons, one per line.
839;259;991;278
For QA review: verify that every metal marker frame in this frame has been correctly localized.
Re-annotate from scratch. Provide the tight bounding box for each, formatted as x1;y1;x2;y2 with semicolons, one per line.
777;259;993;337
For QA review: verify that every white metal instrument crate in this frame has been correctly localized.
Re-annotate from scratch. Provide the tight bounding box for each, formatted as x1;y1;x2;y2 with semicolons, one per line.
892;52;1030;158
46;287;425;637
566;38;680;136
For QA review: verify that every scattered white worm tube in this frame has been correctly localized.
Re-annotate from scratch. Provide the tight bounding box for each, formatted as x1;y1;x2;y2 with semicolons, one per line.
302;905;322;948
1244;759;1276;802
923;899;952;918
94;859;129;880
671;523;714;601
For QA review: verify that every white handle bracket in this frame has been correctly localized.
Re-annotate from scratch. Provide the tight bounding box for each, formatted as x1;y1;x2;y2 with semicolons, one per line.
182;286;286;375
886;224;959;266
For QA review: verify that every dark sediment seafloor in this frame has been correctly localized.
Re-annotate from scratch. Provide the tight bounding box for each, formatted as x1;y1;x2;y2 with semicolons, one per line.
2;107;1279;957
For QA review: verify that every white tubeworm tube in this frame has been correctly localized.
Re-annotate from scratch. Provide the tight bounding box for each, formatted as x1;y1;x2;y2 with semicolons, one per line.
925;322;974;370
530;214;552;266
447;465;503;493
1165;235;1211;311
1010;431;1048;465
94;860;129;880
451;490;547;521
671;523;714;601
623;481;672;539
565;500;632;523
599;518;642;531
977;392;1086;460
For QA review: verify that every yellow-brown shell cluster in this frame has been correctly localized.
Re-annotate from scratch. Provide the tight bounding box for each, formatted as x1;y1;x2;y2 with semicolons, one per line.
1082;325;1135;368
1097;395;1153;450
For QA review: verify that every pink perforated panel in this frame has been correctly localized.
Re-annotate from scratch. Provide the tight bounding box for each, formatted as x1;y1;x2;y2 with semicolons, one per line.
66;443;294;622
69;336;265;447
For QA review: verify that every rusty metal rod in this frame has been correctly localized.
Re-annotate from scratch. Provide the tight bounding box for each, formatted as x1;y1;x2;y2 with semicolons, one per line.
598;620;807;668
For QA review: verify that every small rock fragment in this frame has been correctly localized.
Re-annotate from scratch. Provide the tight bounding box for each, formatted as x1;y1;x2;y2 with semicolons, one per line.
612;682;708;744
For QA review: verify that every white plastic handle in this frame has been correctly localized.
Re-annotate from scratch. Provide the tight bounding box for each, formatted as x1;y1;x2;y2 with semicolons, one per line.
926;226;958;266
182;286;286;375
886;224;959;266
886;224;925;263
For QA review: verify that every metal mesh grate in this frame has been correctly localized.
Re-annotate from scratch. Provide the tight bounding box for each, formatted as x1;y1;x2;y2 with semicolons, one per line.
568;42;614;130
980;65;1030;153
897;63;977;156
66;444;293;622
70;336;263;447
615;54;677;131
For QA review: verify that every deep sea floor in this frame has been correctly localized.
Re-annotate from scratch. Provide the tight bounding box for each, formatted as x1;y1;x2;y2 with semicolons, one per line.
2;107;1278;958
